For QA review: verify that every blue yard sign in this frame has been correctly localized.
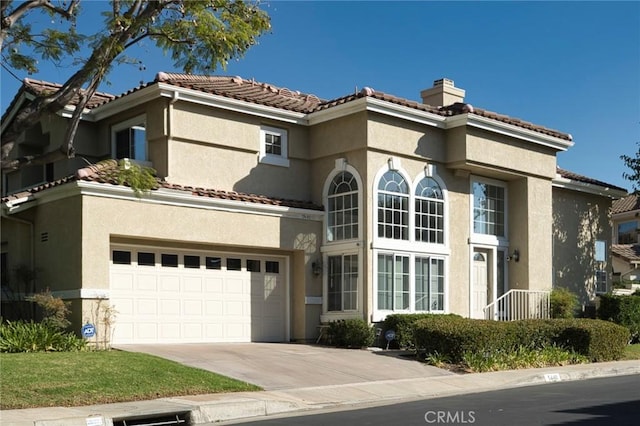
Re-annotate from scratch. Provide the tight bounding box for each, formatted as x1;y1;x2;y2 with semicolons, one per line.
81;323;96;339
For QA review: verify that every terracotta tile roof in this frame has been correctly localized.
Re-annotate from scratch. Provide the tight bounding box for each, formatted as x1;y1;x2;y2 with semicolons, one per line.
557;167;628;193
2;160;323;211
612;244;640;263
612;194;640;214
154;72;324;113
3;73;573;141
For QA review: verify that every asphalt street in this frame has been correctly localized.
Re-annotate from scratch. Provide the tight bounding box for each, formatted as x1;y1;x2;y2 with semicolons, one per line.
216;374;640;426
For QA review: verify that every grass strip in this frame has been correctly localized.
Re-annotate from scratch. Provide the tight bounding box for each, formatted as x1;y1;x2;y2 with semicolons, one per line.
0;350;260;409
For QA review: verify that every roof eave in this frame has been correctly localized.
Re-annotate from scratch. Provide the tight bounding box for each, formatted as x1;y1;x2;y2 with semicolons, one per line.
447;113;574;152
308;96;447;128
552;176;628;199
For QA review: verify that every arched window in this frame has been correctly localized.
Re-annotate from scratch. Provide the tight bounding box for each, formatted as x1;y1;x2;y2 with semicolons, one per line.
327;171;358;241
415;177;444;244
377;171;409;240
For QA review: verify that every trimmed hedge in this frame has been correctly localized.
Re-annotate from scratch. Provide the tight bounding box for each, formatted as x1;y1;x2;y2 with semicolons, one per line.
327;319;375;348
598;294;640;343
413;317;629;363
382;313;462;348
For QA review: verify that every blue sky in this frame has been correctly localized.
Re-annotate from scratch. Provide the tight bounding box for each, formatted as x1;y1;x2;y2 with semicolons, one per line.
1;1;638;191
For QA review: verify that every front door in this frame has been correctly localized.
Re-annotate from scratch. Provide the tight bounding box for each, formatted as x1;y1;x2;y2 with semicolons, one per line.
472;250;490;319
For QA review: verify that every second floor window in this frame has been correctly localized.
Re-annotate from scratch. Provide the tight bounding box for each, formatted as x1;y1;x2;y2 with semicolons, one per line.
259;125;289;167
415;177;444;244
473;181;505;237
377;170;409;240
327;171;358;241
112;116;147;161
618;221;638;244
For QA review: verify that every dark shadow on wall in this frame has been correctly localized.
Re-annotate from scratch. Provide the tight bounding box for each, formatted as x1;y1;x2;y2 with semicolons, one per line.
553;193;606;310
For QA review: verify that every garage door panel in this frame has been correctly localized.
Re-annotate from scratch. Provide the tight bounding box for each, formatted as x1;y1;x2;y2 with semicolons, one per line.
183;299;203;315
183;276;203;292
110;248;286;344
137;274;158;291
160;299;180;315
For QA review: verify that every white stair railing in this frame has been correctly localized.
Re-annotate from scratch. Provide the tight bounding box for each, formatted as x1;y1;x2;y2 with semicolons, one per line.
484;289;551;321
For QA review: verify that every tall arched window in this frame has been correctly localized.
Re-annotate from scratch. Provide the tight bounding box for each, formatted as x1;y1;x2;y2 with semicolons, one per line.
327;171;358;241
377;171;409;240
415;177;444;244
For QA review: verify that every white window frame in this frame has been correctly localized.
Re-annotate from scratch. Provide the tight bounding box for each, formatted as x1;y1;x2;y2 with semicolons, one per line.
470;176;509;246
111;115;149;165
326;253;359;312
371;163;450;321
372;250;448;321
595;240;607;294
326;170;359;242
259;125;289;167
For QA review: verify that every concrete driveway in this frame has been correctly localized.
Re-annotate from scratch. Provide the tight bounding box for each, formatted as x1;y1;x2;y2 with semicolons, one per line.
116;343;454;390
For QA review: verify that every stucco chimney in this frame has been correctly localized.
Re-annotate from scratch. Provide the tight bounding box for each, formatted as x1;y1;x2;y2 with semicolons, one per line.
420;78;465;107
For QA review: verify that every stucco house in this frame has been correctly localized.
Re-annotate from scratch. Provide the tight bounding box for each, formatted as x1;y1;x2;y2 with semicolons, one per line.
0;74;628;344
611;194;640;290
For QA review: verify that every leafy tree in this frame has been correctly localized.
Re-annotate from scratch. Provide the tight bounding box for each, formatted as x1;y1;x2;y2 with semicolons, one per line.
621;141;640;193
1;0;270;170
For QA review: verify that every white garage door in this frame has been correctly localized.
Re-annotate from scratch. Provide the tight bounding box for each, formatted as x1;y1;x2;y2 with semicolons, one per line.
109;246;287;344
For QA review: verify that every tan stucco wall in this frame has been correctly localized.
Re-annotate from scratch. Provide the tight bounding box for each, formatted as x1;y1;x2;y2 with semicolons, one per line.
508;177;553;291
553;187;613;306
447;127;558;179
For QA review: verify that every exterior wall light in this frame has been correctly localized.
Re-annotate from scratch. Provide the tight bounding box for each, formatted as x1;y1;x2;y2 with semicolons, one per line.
508;249;520;262
312;261;322;276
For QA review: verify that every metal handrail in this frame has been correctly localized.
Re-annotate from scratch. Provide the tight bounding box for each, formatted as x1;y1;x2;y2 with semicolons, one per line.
484;289;551;321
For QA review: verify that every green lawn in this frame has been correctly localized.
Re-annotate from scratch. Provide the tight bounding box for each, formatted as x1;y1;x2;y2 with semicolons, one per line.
0;350;260;409
623;343;640;360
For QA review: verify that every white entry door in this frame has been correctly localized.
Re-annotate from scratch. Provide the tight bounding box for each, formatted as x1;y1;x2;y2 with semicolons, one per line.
109;246;287;344
472;251;489;319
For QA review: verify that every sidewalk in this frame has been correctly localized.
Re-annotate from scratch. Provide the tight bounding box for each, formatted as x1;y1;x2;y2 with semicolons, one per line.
2;359;639;426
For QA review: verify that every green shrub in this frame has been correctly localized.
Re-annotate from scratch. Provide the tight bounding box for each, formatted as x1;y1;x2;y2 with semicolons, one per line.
598;294;640;343
413;317;629;363
0;320;87;353
550;287;579;318
327;319;375;348
383;313;462;349
461;344;588;373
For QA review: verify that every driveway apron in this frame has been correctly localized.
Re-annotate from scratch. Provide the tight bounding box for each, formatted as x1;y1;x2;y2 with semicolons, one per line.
116;343;454;390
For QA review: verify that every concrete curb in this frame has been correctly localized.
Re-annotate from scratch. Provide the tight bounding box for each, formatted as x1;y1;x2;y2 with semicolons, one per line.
2;360;639;426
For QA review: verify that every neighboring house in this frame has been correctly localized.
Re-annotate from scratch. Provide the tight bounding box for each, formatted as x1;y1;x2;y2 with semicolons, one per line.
0;74;628;344
552;169;628;308
611;194;640;288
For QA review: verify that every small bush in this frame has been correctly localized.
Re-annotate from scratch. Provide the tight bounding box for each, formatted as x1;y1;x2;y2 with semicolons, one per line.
383;313;462;349
0;320;87;353
550;287;579;319
327;319;375;348
25;290;71;330
598;294;640;343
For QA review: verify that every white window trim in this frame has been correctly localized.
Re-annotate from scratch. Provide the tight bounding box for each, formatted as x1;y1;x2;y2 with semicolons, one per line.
111;114;150;165
320;248;364;322
322;163;363;245
372;249;449;322
372;164;449;250
259;125;289;167
470;175;509;244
